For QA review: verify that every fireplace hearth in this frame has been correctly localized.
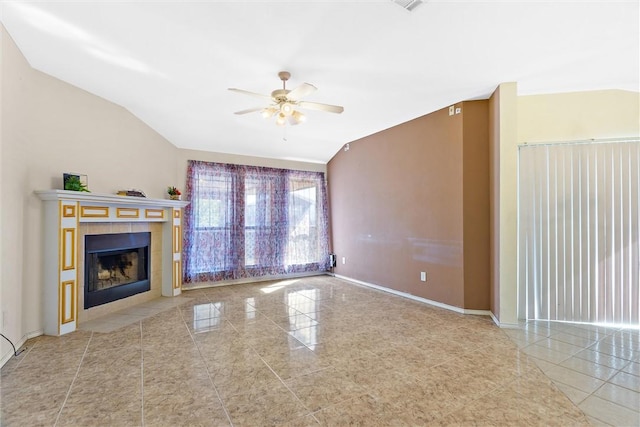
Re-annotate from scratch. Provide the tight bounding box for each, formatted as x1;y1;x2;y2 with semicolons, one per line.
85;232;150;309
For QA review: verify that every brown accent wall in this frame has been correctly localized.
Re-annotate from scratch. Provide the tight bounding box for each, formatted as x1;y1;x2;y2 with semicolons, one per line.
327;101;490;310
462;101;490;309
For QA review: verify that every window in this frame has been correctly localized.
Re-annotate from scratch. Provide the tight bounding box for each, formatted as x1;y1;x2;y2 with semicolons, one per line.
183;161;330;285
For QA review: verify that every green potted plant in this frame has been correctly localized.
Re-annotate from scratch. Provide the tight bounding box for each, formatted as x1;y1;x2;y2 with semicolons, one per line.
167;186;182;200
64;175;90;192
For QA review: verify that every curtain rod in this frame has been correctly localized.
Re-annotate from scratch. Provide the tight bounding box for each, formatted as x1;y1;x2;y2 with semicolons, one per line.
519;137;639;149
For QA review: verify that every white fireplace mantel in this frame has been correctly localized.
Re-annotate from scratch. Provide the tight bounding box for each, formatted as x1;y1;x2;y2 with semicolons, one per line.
36;190;188;208
36;190;189;335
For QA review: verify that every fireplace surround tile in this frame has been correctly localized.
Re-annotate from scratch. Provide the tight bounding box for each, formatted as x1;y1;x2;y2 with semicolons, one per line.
36;190;188;335
79;223;163;323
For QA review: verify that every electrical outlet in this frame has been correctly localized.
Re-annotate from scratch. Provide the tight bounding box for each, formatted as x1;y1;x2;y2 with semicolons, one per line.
342;257;346;265
455;107;461;114
420;272;427;282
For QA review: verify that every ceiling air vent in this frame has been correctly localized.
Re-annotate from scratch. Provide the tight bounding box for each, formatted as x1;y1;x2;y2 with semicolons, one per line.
391;0;423;12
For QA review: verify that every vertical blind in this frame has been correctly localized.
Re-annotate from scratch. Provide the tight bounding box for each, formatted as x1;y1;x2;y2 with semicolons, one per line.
518;139;639;326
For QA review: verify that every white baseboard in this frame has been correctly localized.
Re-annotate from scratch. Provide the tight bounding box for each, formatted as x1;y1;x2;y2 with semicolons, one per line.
1;329;43;368
182;271;327;291
489;312;521;329
333;274;493;317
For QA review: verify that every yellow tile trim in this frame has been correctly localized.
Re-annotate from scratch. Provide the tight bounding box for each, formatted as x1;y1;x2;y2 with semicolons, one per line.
145;209;164;219
60;280;76;324
116;207;140;218
61;228;76;271
173;209;181;219
80;206;110;218
173;225;182;253
62;205;76;218
173;260;181;289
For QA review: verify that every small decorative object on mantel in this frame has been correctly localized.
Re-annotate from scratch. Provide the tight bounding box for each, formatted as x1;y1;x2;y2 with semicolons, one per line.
116;189;146;197
167;186;182;200
63;173;89;192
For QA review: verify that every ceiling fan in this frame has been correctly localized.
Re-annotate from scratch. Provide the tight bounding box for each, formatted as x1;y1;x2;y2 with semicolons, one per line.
229;71;344;126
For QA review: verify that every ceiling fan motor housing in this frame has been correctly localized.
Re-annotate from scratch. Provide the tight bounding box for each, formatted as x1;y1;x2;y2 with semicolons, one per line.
271;89;290;101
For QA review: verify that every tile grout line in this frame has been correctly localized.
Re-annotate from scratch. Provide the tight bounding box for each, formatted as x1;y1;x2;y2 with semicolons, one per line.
514;321;640;424
139;320;144;427
179;297;234;427
223;301;323;423
53;332;93;427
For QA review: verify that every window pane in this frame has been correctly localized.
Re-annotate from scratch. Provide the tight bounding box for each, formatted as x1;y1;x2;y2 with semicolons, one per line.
287;180;317;265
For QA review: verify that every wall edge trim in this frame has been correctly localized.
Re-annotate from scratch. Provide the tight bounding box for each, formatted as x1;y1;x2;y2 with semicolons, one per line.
490;311;520;329
182;271;327;291
333;274;492;317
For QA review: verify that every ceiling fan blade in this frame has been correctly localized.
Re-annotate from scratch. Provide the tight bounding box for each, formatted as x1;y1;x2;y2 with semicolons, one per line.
298;101;344;114
228;88;272;101
234;107;264;115
286;83;317;101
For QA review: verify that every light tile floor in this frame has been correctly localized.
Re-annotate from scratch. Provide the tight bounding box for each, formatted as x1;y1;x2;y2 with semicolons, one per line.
504;319;640;426
1;275;637;426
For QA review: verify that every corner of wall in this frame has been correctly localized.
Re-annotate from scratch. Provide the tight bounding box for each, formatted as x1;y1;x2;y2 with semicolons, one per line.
488;82;519;325
0;25;5;362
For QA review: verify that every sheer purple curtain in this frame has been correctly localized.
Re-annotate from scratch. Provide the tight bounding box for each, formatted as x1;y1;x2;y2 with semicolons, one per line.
183;160;330;286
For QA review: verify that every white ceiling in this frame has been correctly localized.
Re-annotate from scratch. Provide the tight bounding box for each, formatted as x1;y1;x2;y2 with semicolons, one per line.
1;1;638;164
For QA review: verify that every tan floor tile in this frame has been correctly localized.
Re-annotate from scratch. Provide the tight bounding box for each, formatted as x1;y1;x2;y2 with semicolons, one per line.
222;380;308;426
312;394;416;426
0;406;61;427
3;276;637;426
259;345;332;381
210;357;280;399
56;401;141;427
284;367;366;412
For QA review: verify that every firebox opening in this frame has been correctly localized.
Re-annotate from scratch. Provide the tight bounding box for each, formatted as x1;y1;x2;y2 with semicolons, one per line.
85;232;151;309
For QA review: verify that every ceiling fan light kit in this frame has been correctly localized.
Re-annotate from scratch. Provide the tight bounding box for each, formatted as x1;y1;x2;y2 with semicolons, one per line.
230;71;344;127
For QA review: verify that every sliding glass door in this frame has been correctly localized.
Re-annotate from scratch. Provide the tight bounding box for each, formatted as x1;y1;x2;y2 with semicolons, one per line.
518;139;639;326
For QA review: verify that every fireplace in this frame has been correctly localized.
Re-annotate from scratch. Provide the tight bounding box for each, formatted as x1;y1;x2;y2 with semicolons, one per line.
84;232;151;309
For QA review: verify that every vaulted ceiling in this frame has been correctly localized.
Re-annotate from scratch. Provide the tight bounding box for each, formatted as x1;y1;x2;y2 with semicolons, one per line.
1;1;638;163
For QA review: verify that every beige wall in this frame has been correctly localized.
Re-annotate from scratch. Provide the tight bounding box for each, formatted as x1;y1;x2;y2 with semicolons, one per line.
489;82;519;326
0;24;5;360
175;149;325;186
0;23;327;363
327;101;490;310
518;90;640;143
488;87;500;319
0;25;180;361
